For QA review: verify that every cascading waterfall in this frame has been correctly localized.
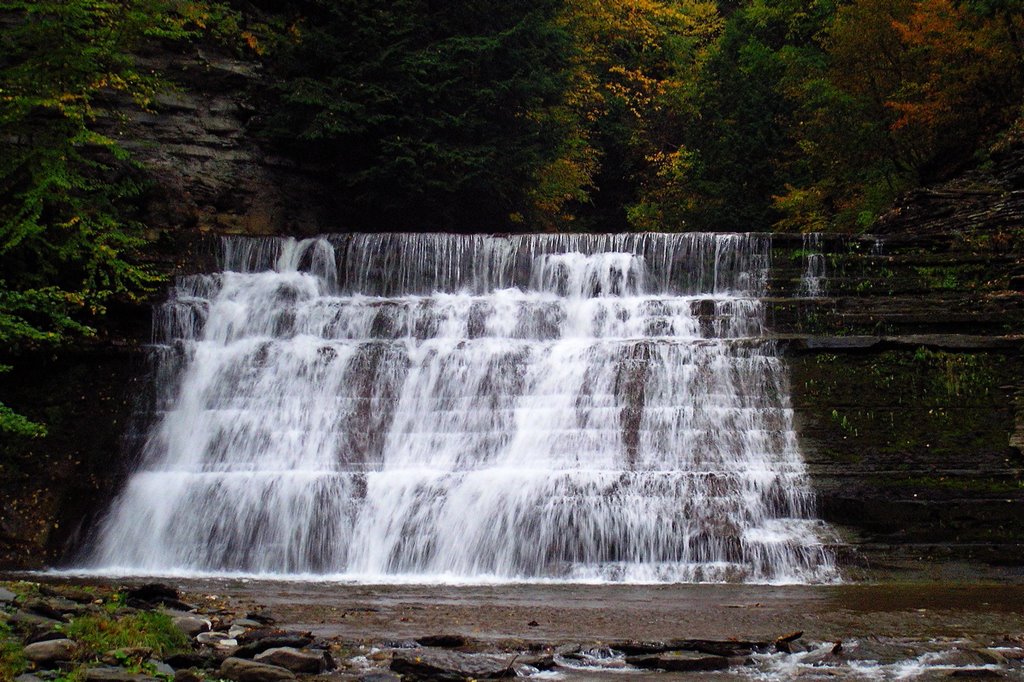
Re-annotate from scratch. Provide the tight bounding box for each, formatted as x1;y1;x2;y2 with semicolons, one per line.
85;233;837;583
798;233;826;298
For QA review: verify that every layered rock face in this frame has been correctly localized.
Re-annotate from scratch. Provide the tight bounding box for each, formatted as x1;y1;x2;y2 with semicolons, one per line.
766;232;1024;575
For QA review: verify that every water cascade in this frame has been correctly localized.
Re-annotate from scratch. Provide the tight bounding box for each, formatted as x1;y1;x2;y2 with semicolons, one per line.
86;233;837;583
797;233;827;298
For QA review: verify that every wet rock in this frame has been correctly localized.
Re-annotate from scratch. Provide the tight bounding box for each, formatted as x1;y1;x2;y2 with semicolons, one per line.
25;630;70;645
231;618;265;629
24;597;85;620
164;652;218;670
254;646;330;673
245;611;276;626
23;638;77;665
39;585;95;604
173;615;212;638
220;656;297;682
947;670;1004;678
390;650;518;680
775;631;804;654
196;631;238;648
610;639;768;657
82;667;160;682
124;583;177;604
233;633;314;658
7;611;61;633
173;671;203;682
626;651;733;672
14;674;44;682
415;634;467;648
358;673;401;682
124;584;193;611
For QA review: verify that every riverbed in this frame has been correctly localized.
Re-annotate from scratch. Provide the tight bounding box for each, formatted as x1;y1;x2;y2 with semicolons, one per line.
21;575;1024;679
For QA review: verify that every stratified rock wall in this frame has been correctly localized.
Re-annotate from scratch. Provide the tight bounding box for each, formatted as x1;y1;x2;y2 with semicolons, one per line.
767;232;1024;576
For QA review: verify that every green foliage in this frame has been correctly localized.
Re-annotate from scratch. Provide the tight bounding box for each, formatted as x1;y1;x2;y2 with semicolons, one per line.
261;0;573;232
0;0;240;434
0;620;27;680
61;609;190;659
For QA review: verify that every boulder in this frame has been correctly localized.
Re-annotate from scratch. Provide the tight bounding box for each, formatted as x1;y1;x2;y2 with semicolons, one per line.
359;673;402;682
390;650;518;680
39;585;95;604
23;638;77;665
219;656;297;682
233;633;314;659
24;597;86;620
164;652;218;670
82;667;160;682
124;584;193;611
626;651;734;672
254;647;329;673
14;674;44;682
195;631;236;648
173;616;212;638
173;671;203;682
415;634;468;648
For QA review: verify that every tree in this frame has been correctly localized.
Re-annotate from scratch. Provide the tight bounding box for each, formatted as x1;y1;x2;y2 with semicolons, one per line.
261;0;573;232
0;0;235;435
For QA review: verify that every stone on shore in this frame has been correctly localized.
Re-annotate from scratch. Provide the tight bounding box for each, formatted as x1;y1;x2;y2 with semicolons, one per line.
415;634;467;648
220;656;297;682
233;633;314;658
23;638;77;665
390;650;518;680
82;667;161;682
254;646;330;673
173;615;212;638
626;650;734;672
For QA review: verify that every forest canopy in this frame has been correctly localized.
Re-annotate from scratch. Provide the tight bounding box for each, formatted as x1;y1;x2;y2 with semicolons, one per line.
1;0;1023;433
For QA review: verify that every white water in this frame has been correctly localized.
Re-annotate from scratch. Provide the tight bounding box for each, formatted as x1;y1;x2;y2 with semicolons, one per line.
798;233;826;298
85;233;837;583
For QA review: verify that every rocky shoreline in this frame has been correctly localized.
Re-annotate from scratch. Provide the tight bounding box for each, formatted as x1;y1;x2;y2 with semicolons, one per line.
3;580;1024;680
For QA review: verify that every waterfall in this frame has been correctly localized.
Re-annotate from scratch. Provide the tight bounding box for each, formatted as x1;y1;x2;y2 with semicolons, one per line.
86;233;837;583
798;233;826;298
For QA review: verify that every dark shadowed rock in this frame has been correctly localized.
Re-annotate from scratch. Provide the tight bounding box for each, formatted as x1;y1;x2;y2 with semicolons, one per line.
359;673;402;682
39;584;96;604
23;638;77;665
173;671;203;682
611;639;768;657
245;611;276;625
415;634;468;648
24;597;86;620
173;615;211;638
627;651;735;672
164;652;218;670
124;583;193;611
233;633;314;658
220;656;296;682
390;650;518;680
253;647;329;673
82;667;160;682
25;629;70;645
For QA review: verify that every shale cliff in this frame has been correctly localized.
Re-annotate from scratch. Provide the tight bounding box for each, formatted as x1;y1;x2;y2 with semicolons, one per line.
1;41;1022;576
